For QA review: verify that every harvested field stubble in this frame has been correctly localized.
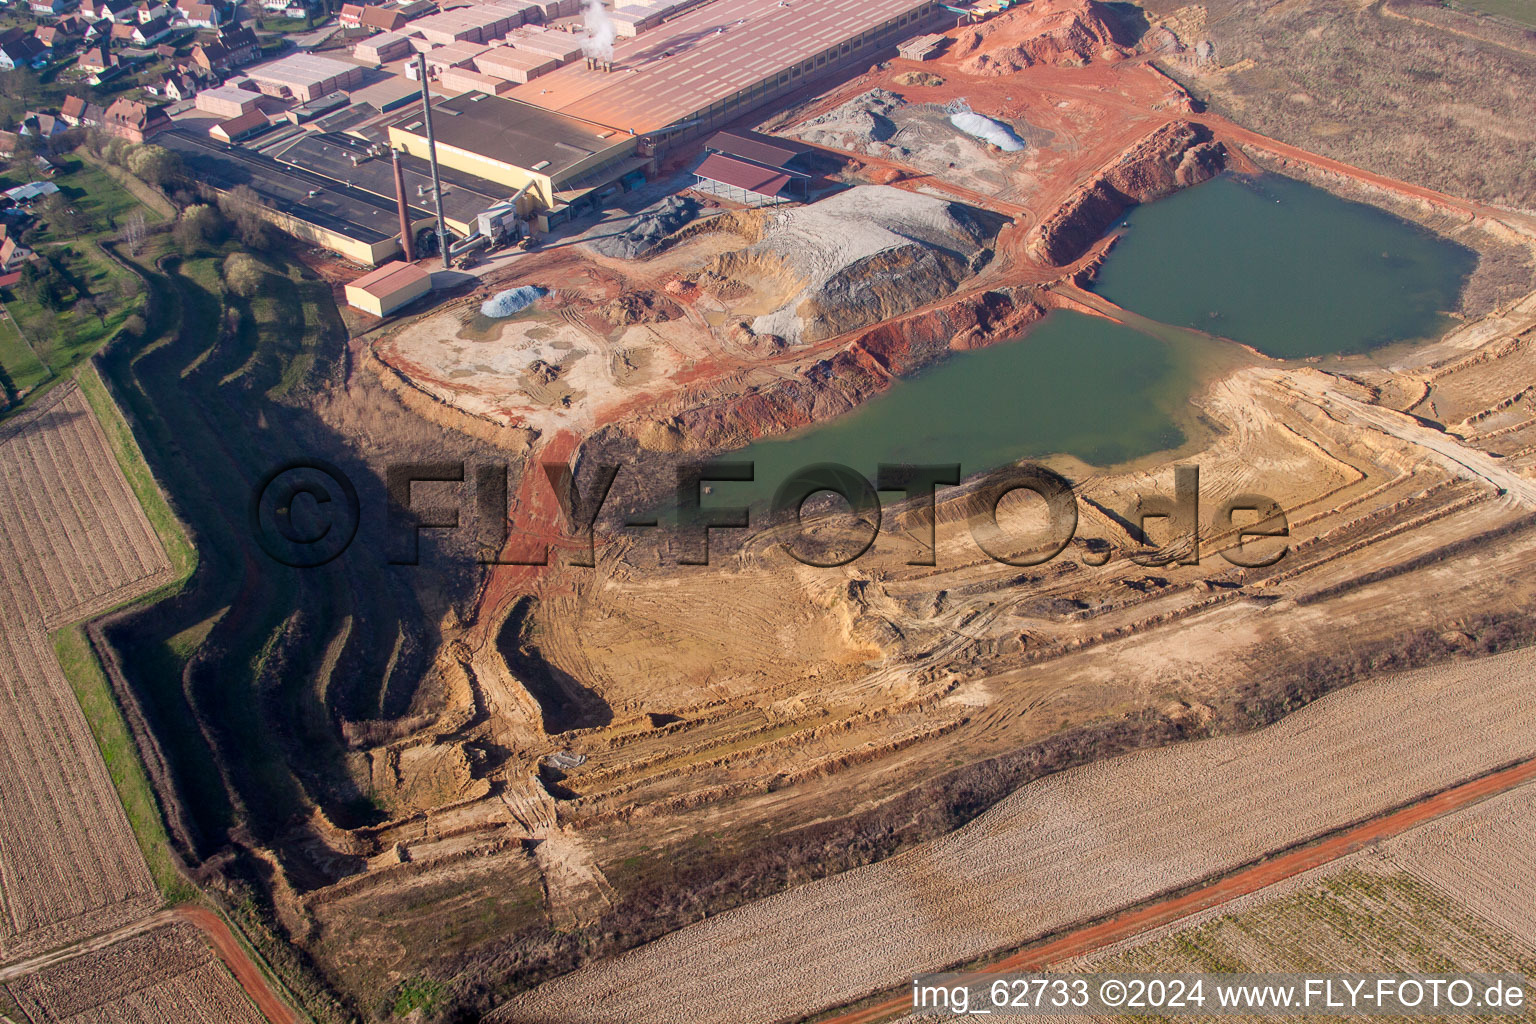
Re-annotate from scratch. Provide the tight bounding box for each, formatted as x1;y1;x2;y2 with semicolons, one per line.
0;382;169;960
3;922;266;1024
499;646;1536;1024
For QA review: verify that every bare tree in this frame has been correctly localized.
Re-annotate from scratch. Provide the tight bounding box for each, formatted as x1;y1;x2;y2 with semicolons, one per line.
121;210;147;255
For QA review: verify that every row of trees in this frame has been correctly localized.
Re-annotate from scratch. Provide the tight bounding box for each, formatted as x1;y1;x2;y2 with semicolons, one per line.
169;187;275;254
16;255;75;313
14;251;113;322
89;137;185;189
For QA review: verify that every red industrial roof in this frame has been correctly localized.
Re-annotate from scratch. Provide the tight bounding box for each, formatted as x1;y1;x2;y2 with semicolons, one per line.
695;152;792;198
349;260;431;296
209;109;269;141
706;130;804;170
510;0;938;134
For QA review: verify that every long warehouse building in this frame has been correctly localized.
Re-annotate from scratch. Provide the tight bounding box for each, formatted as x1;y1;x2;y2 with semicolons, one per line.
387;0;943;222
510;0;945;138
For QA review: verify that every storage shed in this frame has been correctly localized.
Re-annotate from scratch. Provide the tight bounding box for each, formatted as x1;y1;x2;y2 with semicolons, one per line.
344;260;432;315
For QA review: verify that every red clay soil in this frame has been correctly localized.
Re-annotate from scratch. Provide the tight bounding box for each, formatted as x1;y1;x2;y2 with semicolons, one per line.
468;428;583;646
947;0;1132;76
815;759;1536;1024
172;905;298;1024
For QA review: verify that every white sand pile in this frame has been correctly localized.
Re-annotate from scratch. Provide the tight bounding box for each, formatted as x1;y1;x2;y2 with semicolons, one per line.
482;285;547;318
949;110;1026;151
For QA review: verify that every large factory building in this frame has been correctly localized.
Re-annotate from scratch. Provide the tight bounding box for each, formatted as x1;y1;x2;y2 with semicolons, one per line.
388;0;943;222
386;93;645;227
514;0;945;141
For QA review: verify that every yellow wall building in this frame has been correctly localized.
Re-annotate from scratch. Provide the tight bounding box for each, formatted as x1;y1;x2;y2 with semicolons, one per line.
344;260;433;316
385;93;642;218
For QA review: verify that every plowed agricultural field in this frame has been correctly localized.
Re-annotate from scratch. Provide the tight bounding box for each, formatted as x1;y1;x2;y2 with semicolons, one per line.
499;645;1536;1024
1055;785;1536;1023
0;382;169;959
1385;781;1536;951
0;383;175;628
3;921;266;1024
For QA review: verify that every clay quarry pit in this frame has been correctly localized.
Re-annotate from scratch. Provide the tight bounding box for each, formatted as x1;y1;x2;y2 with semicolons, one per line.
58;0;1536;1020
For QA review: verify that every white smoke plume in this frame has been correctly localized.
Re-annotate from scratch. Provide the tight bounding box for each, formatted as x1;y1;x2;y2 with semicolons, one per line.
582;0;615;62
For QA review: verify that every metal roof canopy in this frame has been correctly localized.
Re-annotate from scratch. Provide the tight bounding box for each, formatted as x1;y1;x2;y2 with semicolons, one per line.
705;129;806;170
695;152;791;198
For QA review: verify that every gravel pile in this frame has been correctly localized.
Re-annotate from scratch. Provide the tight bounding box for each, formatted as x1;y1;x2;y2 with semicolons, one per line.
591;195;700;259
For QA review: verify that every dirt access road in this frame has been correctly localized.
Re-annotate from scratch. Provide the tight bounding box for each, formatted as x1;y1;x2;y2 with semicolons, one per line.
821;760;1536;1024
173;906;298;1024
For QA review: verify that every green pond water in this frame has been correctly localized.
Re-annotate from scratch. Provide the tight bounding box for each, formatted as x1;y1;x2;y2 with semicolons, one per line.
695;173;1476;511
1090;173;1477;358
706;311;1192;511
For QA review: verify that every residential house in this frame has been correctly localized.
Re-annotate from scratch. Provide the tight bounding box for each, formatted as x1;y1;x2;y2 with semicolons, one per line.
177;0;219;26
0;36;49;69
60;94;105;127
20;112;67;139
131;15;174;43
190;39;227;69
0;236;34;271
80;0;136;18
162;69;197;99
76;42;116;71
109;21;137;41
29;0;76;16
360;4;405;30
137;2;172;22
96;0;138;20
340;2;405;30
0;132;18;158
34;24;74;49
100;96;170;141
217;23;258;63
